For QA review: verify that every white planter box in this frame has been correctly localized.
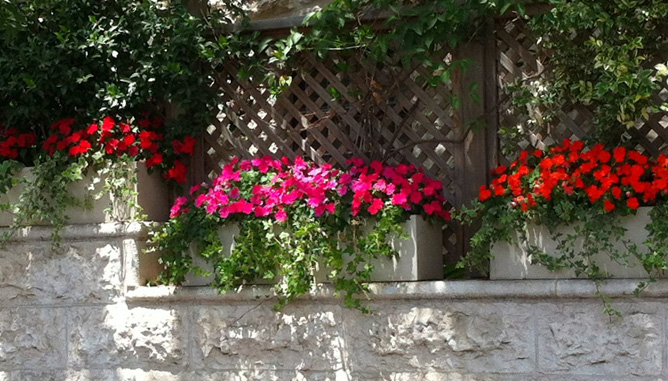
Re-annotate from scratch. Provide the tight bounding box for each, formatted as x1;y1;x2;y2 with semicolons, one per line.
0;162;170;226
490;207;659;280
185;215;444;286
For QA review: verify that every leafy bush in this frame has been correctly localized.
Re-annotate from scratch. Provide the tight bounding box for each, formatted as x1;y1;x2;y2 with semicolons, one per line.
0;0;237;140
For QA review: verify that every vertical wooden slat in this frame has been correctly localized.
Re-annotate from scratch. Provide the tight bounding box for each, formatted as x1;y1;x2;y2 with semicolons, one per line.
451;39;490;266
484;18;499;180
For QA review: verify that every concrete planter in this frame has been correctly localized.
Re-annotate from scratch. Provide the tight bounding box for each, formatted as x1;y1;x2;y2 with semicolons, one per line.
490;207;658;280
0;162;170;226
185;215;444;286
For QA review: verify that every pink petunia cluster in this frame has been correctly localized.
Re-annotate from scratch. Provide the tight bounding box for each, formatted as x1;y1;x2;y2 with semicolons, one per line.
170;156;450;222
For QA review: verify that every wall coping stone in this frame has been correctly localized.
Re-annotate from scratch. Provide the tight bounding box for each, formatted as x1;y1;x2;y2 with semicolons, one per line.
0;222;155;241
126;279;668;303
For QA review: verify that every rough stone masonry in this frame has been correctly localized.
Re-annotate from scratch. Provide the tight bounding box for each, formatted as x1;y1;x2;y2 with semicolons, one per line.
0;223;666;380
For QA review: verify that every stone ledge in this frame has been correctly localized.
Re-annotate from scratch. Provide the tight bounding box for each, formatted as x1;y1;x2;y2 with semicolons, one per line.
125;279;668;303
0;222;156;241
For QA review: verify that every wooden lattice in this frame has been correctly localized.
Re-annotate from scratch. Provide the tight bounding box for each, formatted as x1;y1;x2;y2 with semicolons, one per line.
197;13;668;265
203;50;472;261
496;17;668;163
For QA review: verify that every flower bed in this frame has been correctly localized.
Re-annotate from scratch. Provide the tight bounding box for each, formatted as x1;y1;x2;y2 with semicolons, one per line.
150;156;449;310
0;115;198;245
0;162;168;225
459;139;668;310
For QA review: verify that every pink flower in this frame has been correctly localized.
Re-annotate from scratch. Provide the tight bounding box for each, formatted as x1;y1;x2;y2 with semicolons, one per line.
391;192;407;206
254;205;273;217
368;198;384;215
195;194;208;207
233;200;253;214
370;160;383;173
275;209;288;222
170;197;188;218
346;157;364;167
190;184;202;195
337;186;349;196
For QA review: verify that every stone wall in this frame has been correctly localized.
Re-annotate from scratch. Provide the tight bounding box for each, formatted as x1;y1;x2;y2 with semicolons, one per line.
208;0;334;21
1;224;668;380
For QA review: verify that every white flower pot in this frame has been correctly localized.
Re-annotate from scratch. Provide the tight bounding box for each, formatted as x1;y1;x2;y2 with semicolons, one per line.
0;162;170;226
490;207;661;279
184;215;444;286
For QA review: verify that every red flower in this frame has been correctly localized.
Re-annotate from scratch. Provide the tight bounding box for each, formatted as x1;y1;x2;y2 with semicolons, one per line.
123;134;136;146
137;119;151;129
177;136;196;155
627;197;640;210
613;147;626;163
479;186;492;202
423;200;443;215
102;116;115;133
86;123;99;135
604;200;615;212
167;160;188;184
120;123;132;134
146;153;163;168
612;187;622;199
69;140;91;156
628;150;648;165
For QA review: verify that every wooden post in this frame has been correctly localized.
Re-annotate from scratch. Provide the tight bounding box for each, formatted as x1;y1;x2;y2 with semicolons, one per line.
449;23;498;269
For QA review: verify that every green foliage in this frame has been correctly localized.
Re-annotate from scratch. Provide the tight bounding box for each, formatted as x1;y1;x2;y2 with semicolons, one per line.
510;0;668;145
152;203;414;311
0;154;90;249
0;0;244;140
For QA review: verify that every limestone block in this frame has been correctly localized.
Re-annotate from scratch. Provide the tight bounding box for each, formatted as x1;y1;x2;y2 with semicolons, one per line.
0;241;122;305
185;370;344;381
251;0;334;20
0;308;66;369
344;302;534;374
209;0;333;20
191;303;345;371
64;369;183;381
353;372;541;381
1;371;66;381
537;303;662;376
68;305;187;368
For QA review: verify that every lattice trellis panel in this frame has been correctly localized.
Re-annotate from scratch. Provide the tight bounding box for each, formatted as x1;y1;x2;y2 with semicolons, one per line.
204;50;463;262
496;17;668;164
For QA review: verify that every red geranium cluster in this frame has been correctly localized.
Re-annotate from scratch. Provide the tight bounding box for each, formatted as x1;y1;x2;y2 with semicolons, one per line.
479;139;668;212
170;156;450;222
2;116;196;184
0;128;37;159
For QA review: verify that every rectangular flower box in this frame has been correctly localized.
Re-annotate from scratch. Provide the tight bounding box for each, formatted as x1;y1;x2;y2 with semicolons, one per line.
0;162;170;226
490;207;660;279
184;215;444;286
